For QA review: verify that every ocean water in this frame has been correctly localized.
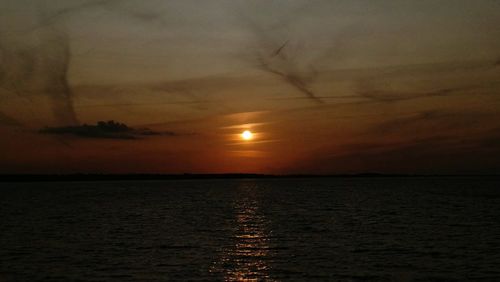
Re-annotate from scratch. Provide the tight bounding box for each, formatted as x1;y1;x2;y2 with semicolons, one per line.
0;177;499;281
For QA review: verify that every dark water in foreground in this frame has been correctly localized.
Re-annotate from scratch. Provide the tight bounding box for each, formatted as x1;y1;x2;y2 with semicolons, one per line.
1;177;499;281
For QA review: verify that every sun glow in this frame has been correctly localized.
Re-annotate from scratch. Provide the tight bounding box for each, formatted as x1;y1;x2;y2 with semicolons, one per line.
241;130;253;140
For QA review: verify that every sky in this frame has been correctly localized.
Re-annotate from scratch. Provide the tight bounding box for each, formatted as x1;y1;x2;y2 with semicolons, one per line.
1;0;500;174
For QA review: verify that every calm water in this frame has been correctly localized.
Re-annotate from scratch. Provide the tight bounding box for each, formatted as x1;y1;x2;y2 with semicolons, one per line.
0;177;499;281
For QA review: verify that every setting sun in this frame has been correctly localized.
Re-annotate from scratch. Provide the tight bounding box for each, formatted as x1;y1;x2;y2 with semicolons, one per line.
241;130;253;140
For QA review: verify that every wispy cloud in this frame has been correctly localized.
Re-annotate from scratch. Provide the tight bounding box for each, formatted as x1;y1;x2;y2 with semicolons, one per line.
238;2;323;103
1;0;173;125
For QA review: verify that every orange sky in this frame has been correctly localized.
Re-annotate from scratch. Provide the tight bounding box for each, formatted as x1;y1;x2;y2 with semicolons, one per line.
1;0;500;174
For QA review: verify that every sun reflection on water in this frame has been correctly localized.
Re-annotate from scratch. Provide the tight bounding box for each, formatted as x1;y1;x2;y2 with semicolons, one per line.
210;182;274;281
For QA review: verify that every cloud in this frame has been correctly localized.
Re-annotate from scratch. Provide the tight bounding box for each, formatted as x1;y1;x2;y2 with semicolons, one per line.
238;2;324;103
1;10;79;125
356;81;464;103
353;60;500;104
255;40;324;104
0;0;173;126
236;1;371;104
39;120;175;139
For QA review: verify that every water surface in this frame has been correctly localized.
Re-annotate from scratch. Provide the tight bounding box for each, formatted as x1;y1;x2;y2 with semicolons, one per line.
1;177;499;281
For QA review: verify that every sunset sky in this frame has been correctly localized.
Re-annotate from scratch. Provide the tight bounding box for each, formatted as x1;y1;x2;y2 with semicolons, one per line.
1;0;500;174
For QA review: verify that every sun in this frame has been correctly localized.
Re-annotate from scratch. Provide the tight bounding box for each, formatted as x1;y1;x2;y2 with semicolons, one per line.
241;130;253;140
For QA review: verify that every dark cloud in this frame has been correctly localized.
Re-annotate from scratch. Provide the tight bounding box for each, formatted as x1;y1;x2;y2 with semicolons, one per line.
39;120;175;139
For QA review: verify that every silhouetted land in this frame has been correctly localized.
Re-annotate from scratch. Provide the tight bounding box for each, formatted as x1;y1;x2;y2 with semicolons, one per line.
0;173;499;182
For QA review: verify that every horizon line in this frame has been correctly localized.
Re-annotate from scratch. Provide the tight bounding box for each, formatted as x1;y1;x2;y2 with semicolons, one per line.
1;173;499;182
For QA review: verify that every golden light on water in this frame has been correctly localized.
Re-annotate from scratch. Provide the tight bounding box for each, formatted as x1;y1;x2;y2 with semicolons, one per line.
209;182;272;281
241;130;253;141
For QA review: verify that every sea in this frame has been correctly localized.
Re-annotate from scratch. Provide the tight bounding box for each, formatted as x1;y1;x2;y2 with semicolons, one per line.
0;177;499;281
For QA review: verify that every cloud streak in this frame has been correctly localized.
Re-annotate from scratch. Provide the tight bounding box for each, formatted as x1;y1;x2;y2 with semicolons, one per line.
237;2;327;103
356;74;500;104
1;0;174;126
256;40;324;104
0;6;80;125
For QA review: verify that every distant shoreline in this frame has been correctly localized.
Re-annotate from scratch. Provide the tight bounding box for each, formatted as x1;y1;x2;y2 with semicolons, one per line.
1;173;499;182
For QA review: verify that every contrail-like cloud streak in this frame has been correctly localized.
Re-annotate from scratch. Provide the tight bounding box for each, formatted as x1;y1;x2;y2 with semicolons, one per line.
0;0;173;125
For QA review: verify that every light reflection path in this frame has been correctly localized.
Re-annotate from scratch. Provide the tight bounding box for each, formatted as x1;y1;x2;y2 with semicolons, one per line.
210;181;275;281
